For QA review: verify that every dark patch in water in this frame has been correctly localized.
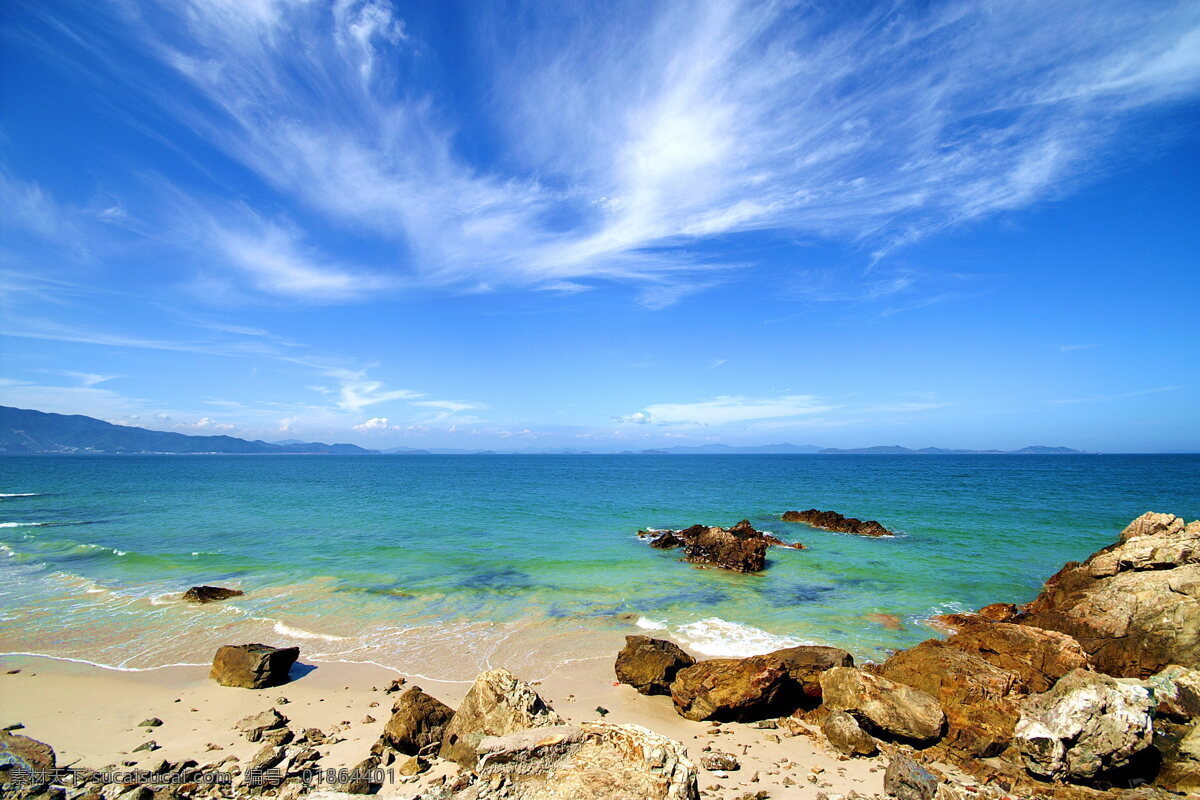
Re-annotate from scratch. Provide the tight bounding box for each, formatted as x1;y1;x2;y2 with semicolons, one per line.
769;583;839;605
454;567;538;593
627;588;730;611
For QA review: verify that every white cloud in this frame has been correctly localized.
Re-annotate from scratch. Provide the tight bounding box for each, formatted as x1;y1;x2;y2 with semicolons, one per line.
65;0;1198;307
624;395;839;427
175;416;235;431
352;416;392;431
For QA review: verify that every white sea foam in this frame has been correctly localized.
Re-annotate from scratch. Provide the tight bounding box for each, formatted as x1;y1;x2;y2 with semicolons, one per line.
635;616;667;630
674;617;815;657
272;620;347;642
0;522;43;528
0;493;41;498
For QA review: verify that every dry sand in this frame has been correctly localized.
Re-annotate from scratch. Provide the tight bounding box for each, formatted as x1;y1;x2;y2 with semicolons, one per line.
0;650;892;799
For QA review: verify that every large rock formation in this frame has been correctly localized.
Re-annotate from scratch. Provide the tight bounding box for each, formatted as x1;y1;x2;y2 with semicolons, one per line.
781;509;894;537
182;585;244;603
454;722;699;800
209;643;299;689
1014;668;1154;781
819;666;945;743
945;622;1089;694
881;640;1019;757
1017;511;1200;678
440;668;563;769
0;730;56;789
380;686;455;755
757;644;854;705
640;519;803;572
614;636;696;696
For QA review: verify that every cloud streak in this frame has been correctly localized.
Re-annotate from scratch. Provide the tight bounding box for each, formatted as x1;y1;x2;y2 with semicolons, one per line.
13;0;1195;307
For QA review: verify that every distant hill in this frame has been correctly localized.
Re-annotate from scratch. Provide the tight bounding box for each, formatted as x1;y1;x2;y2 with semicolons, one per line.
0;406;376;454
640;443;823;454
819;444;1089;455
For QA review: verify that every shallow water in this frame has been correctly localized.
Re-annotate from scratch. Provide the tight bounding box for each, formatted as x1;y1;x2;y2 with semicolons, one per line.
1;454;1196;679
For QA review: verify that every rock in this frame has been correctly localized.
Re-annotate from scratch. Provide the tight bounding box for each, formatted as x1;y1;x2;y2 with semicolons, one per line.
699;751;739;771
821;711;878;757
235;708;288;742
647;531;687;549
781;509;894;537
0;730;56;787
1154;719;1200;794
759;645;855;705
683;521;769;572
614;636;696;696
132;740;158;752
670;656;791;721
138;718;163;728
978;602;1020;622
1014;668;1154;780
330;755;381;794
945;622;1089;694
819;667;944;743
440;668;563;769
880;640;1017;757
458;722;699;800
883;753;938;800
1143;664;1200;720
379;686;454;755
384;677;407;693
1018;511;1200;677
181;586;244;603
209;643;299;689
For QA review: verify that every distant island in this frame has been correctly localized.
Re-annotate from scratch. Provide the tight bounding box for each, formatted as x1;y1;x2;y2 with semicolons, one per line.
0;406;374;454
0;405;1092;455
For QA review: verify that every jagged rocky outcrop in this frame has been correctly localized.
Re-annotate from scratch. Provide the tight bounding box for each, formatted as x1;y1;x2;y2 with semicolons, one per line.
454;722;699;800
638;519;804;572
1014;668;1155;781
440;668;563;769
209;643;299;689
614;636;696;696
821;710;878;757
182;585;245;603
781;508;894;537
1016;512;1200;678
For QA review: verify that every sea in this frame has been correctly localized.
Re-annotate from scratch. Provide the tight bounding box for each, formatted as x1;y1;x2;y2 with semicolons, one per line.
1;454;1196;681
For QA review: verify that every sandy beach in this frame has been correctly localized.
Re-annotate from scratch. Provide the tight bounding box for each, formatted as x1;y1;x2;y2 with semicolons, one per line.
1;649;894;799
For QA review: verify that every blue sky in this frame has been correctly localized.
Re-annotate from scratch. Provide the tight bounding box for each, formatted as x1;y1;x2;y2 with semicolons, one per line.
1;0;1198;452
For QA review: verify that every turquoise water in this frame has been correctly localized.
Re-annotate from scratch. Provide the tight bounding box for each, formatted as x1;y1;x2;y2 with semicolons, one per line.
1;454;1197;679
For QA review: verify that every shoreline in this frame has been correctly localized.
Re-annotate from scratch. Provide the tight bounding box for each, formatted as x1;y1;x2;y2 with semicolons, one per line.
1;651;889;799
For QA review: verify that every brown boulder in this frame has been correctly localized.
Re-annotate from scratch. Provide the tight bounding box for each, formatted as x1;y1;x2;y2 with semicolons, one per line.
881;640;1019;757
670;656;790;721
1018;512;1200;677
759;645;854;704
439;668;563;769
1154;719;1200;795
181;585;244;603
614;636;696;696
0;730;56;788
819;666;944;743
683;521;769;572
821;710;878;757
946;622;1089;694
210;643;299;689
781;509;894;537
380;686;455;755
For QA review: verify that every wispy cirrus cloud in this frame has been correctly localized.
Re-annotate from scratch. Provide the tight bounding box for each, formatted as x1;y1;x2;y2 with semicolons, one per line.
13;0;1195;307
619;393;950;429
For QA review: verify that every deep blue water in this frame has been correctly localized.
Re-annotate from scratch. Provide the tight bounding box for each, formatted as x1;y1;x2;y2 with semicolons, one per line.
0;454;1196;678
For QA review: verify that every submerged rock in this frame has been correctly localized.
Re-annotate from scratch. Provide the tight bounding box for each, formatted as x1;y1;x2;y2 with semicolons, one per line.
614;635;696;696
440;668;563;769
181;585;244;604
210;643;299;689
459;722;699;800
379;686;454;755
819;667;944;744
1017;511;1200;678
1014;668;1154;781
781;509;894;537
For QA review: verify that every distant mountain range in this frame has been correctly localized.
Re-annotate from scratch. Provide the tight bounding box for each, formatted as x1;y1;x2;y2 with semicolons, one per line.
0;406;1093;455
0;406;375;454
